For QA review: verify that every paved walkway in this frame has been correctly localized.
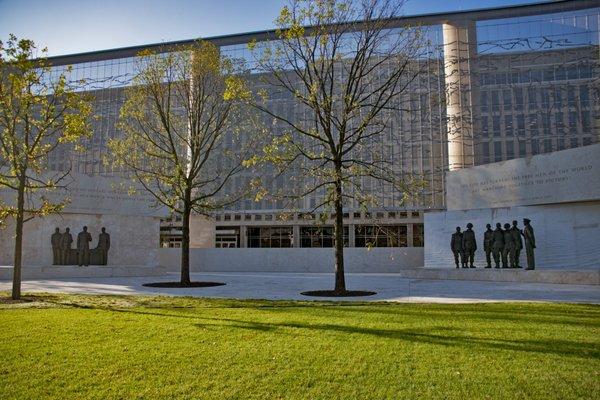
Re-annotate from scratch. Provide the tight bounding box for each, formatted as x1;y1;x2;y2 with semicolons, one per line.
1;272;599;303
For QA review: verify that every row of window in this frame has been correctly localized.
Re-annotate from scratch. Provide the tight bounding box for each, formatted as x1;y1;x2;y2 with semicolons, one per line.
478;136;594;164
241;224;425;248
479;63;594;87
480;84;592;114
481;110;593;139
216;211;421;222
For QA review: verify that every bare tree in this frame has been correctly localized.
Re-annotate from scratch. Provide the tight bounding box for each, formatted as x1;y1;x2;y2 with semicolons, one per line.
246;0;427;294
110;40;259;285
0;35;92;300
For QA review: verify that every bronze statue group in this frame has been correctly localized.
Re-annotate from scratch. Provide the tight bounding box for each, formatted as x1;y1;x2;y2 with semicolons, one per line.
451;218;536;270
50;226;110;266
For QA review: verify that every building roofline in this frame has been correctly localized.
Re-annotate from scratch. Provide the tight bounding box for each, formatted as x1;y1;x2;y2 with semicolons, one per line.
45;0;596;66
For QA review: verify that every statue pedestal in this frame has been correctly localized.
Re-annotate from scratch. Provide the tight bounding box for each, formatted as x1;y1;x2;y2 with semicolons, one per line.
401;267;600;285
58;248;105;266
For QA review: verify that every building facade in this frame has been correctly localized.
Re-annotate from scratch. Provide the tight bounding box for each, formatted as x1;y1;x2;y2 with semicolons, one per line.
38;1;599;253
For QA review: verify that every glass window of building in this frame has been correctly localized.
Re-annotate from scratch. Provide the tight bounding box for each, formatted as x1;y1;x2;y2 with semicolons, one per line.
494;142;502;162
516;114;525;136
504;115;513;136
480;91;489;112
567;86;577;106
300;226;349;248
506;140;514;159
247;227;293;248
519;141;527;157
413;224;424;247
502;89;512;110
355;225;407;248
491;91;500;112
579;85;589;106
531;139;539;155
215;227;240;248
482;142;490;163
570;137;579;148
492;116;501;137
481;116;489;137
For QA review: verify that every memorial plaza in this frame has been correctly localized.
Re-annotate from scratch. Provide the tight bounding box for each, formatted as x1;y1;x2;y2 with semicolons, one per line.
1;1;600;399
1;272;599;303
0;0;599;284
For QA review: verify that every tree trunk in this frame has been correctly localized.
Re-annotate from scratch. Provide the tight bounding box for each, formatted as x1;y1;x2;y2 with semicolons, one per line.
180;190;192;285
11;173;26;300
333;165;346;294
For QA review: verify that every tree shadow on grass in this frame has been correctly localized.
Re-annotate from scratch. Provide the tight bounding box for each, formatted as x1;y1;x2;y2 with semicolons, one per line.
28;294;599;360
42;296;600;332
190;316;600;360
257;303;600;329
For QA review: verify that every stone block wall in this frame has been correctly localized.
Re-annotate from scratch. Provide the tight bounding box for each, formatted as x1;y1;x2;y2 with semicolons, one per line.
159;247;424;273
0;213;160;267
424;201;600;270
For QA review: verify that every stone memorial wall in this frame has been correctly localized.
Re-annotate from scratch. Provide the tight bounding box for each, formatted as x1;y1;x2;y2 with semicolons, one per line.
0;172;166;267
446;144;600;210
424;202;600;270
426;145;600;271
0;171;165;217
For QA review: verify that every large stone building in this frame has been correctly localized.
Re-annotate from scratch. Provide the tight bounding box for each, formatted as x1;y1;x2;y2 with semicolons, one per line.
1;0;598;274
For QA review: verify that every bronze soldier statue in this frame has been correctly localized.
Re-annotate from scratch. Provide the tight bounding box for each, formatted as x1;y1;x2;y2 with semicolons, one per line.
491;223;504;269
60;228;73;265
522;218;536;270
503;223;514;268
511;220;523;268
450;227;465;268
77;226;92;266
483;224;494;268
51;228;62;265
97;227;111;266
462;223;477;268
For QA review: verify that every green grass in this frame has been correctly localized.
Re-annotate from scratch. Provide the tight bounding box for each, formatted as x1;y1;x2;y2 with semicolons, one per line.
1;293;599;399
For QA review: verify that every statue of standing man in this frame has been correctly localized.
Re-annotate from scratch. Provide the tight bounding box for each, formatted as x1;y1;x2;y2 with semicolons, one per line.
492;223;504;269
483;224;494;268
522;218;536;270
450;227;465;268
511;220;523;268
60;228;73;265
51;228;62;265
462;223;477;268
98;227;111;266
77;226;92;266
503;223;515;268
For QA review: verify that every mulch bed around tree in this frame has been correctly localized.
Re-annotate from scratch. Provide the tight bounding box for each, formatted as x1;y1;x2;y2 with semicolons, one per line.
142;282;226;288
300;290;376;297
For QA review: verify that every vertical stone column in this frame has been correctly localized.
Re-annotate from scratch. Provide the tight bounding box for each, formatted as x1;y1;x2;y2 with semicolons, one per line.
348;224;356;247
292;225;301;248
239;225;247;248
189;215;215;248
443;19;478;171
406;223;414;247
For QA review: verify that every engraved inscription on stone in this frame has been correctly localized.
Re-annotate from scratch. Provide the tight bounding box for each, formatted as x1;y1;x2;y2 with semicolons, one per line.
446;144;600;210
0;171;167;217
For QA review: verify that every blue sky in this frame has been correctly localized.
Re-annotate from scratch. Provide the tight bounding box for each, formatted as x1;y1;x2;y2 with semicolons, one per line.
0;0;545;57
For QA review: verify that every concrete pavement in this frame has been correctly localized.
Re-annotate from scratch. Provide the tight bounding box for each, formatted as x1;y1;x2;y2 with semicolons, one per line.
1;272;599;304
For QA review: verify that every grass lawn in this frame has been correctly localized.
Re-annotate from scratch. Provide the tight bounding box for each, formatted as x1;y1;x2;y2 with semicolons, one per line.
1;293;599;399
